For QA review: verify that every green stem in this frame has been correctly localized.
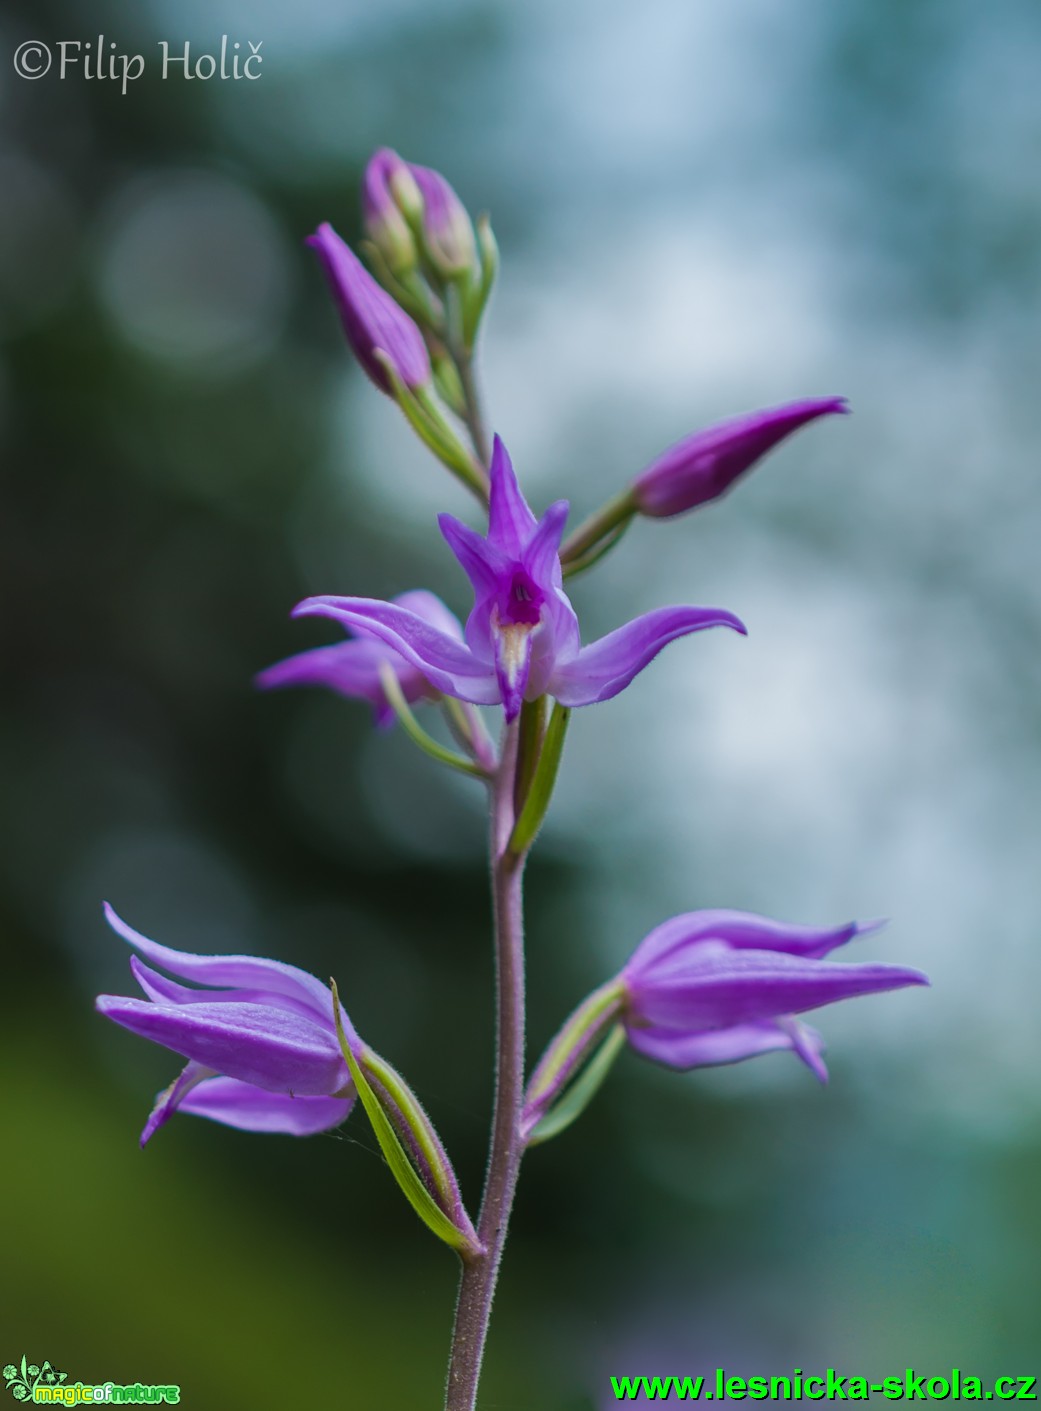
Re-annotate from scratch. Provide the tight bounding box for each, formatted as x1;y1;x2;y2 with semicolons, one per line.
559;488;638;573
446;281;493;470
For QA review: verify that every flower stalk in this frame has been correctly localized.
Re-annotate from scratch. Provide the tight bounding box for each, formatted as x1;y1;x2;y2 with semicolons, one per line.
444;721;529;1411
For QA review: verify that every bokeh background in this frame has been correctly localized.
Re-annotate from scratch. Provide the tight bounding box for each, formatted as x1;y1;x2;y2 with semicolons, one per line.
2;0;1039;1405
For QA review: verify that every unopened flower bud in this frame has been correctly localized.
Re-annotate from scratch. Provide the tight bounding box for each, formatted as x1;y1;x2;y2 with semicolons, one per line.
632;397;849;519
362;148;421;277
307;222;431;395
408;162;478;280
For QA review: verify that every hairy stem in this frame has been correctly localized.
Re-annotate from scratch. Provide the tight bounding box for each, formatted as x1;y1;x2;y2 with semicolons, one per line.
444;721;526;1411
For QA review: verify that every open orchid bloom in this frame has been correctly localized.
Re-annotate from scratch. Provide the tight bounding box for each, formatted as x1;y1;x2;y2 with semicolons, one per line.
256;590;463;728
96;904;357;1146
293;437;746;723
621;910;928;1083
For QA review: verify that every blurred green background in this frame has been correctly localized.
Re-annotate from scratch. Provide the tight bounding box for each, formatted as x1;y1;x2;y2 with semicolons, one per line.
2;0;1039;1406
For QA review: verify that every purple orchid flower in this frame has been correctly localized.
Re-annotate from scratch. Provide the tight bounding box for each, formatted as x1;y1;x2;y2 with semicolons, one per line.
292;437;746;723
256;590;464;728
96;904;358;1146
621;910;928;1082
632;398;849;519
308;221;431;394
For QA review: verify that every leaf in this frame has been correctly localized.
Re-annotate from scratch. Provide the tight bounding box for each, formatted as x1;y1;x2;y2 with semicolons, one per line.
331;983;481;1258
509;702;570;855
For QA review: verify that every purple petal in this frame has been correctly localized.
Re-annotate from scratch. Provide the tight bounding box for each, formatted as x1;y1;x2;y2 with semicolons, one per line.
104;904;338;1027
524;500;570;586
627;1019;825;1076
394;590;465;642
549;605;747;707
438;514;511;599
178;1077;355;1137
307;223;430;393
293;596;499;705
633;397;849;518
487;437;538;557
256;640;391;706
256;590;462;720
140;1060;214;1147
129;956;339;1028
96;994;349;1096
627;910;869;974
627;946;928;1032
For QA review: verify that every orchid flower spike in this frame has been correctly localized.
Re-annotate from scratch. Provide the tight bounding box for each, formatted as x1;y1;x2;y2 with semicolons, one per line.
292;437;746;723
256;590;464;729
96;904;360;1146
620;910;928;1082
632;398;849;519
308;221;431;394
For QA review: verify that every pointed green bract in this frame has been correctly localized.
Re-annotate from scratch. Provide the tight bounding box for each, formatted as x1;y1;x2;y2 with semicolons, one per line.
509;701;570;855
378;662;491;781
331;981;481;1257
527;1025;626;1146
373;351;489;503
462;214;498;351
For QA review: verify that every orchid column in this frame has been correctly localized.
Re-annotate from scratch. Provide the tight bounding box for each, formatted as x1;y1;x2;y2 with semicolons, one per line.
94;148;928;1411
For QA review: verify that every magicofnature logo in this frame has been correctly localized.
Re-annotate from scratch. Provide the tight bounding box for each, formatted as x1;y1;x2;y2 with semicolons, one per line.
3;1360;66;1401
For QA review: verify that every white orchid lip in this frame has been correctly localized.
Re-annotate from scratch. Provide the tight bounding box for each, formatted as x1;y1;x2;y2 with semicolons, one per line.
493;617;537;690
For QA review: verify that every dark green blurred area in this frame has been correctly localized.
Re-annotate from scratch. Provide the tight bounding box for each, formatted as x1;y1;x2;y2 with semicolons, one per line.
2;0;1040;1406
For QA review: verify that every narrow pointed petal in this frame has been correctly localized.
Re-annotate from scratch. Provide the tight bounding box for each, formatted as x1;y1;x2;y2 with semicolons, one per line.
487;436;538;556
177;1077;355;1136
140;1060;214;1147
779;1018;830;1083
96;994;349;1096
438;514;510;598
256;640;389;705
626;1020;819;1072
524;500;570;585
629;949;928;1032
129;956;339;1028
629;911;868;972
293;596;499;705
549;605;747;707
256;590;462;722
104;904;338;1026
